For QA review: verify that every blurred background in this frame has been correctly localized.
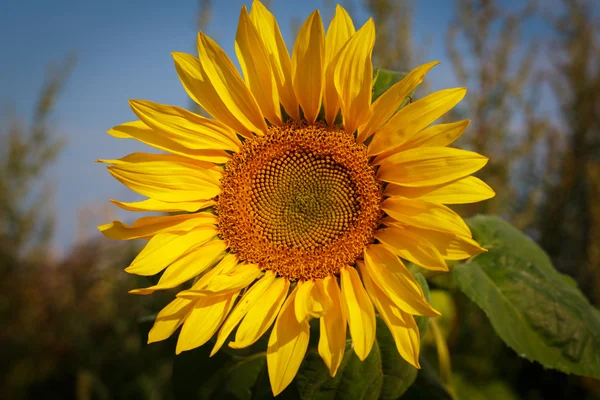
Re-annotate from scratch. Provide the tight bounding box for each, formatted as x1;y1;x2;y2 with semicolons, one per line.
1;0;599;398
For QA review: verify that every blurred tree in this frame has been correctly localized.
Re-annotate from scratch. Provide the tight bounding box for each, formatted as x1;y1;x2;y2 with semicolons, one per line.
539;0;600;304
445;0;553;222
363;0;418;72
0;55;75;267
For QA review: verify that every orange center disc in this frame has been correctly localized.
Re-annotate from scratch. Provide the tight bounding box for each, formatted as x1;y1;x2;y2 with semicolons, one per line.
217;121;382;280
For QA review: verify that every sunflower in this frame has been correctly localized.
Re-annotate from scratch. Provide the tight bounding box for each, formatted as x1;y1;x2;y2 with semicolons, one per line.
99;0;493;395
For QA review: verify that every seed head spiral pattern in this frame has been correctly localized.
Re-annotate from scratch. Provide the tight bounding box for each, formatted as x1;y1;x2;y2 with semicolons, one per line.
217;121;383;280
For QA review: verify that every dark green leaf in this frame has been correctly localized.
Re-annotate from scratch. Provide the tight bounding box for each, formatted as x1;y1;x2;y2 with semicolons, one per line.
454;215;600;379
414;273;431;337
372;69;407;102
402;358;453;400
295;317;420;400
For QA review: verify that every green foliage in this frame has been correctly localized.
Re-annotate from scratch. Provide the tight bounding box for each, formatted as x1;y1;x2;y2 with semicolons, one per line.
401;358;452;400
454;215;600;380
372;69;408;103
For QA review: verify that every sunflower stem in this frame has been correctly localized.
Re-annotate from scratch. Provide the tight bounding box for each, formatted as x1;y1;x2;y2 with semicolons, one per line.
429;318;458;400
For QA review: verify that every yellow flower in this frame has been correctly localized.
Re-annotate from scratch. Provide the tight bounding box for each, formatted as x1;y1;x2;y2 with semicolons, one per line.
99;1;494;395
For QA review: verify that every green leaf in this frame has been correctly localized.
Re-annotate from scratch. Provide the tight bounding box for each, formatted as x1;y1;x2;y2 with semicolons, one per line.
453;374;518;400
372;69;409;103
414;273;431;336
295;317;418;400
454;215;600;380
401;358;453;400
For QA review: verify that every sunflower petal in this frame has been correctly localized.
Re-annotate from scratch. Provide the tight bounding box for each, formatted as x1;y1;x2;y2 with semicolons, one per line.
211;271;276;356
176;291;238;354
295;279;332;322
196;32;268;135
334;18;375;134
108;121;231;163
323;5;355;125
128;100;240;151
102;154;221;203
368;88;467;156
358;61;439;142
172;52;261;138
125;228;218;276
382;222;486;260
318;276;346;376
187;253;239;292
148;297;194;344
377;147;488;187
382;197;471;237
375;227;448;271
360;262;420;368
292;10;325;123
364;245;440;317
385;176;496;204
235;6;282;125
340;265;375;361
129;240;227;294
267;287;310;396
199;263;262;294
249;0;299;119
110;198;214;213
396;120;470;150
98;212;216;240
230;277;289;349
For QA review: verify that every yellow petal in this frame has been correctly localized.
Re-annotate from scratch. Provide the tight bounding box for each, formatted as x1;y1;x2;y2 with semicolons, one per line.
358;61;439;142
267;286;310;396
383;222;486;260
188;253;240;292
198;263;262;294
334;19;375;134
176;291;238;354
196;32;268;135
129;100;240;151
294;279;332;322
148;297;194;344
323;5;355;125
340;265;375;361
318;276;346;376
102;153;221;203
385;176;495;204
394;120;470;150
368;88;467;156
230;277;289;349
294;280;314;323
249;0;299;119
172;52;261;138
359;262;420;368
382;197;471;237
377;147;488;187
98;212;216;240
110;198;214;213
292;10;325;123
125;228;218;276
235;6;282;125
375;227;448;271
129;240;227;295
211;271;276;356
364;244;440;317
108;121;231;164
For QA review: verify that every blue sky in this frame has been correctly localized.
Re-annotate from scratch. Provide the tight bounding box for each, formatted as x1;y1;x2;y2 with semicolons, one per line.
0;0;554;255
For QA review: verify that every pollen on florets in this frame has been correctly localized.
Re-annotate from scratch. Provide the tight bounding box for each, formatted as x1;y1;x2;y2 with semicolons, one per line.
216;121;382;281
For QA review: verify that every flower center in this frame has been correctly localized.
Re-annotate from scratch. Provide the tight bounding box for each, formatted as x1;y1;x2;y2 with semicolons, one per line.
217;121;382;280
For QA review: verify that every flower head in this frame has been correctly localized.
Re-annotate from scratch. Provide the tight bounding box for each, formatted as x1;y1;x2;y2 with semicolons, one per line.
99;1;493;395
